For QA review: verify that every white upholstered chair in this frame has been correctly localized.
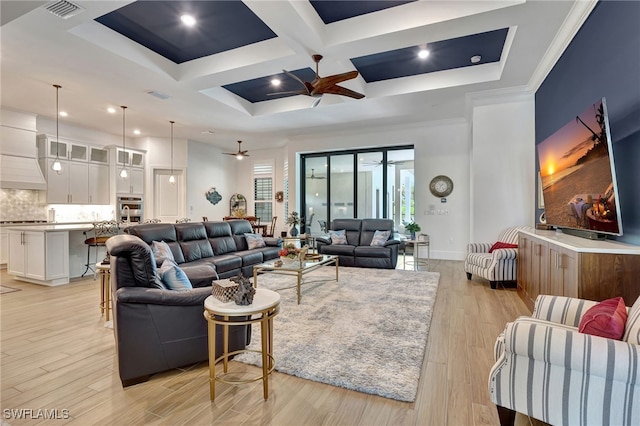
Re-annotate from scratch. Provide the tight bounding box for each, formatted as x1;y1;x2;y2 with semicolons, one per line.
489;294;640;425
464;226;531;289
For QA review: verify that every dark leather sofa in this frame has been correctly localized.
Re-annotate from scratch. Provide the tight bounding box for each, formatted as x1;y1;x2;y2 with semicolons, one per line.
126;219;282;284
105;220;281;386
316;218;400;269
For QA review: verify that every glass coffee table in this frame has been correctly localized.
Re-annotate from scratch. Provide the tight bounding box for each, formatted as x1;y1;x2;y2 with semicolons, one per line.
252;254;339;304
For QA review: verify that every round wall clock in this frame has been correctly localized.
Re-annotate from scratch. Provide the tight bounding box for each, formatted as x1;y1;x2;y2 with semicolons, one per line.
429;175;454;197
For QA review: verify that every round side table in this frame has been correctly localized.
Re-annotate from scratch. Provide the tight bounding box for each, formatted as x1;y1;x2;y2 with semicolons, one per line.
95;262;111;321
203;288;280;400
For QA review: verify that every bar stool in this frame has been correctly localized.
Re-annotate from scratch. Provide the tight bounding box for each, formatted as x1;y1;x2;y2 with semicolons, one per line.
96;261;111;321
82;221;119;277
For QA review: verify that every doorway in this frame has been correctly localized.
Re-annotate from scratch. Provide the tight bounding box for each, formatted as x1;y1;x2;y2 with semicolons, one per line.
153;168;185;223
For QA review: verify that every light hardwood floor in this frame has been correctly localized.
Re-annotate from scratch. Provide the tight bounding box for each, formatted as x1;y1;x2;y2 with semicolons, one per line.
0;260;530;425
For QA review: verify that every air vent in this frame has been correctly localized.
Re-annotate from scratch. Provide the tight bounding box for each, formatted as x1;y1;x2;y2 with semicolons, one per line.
45;0;84;19
145;90;171;100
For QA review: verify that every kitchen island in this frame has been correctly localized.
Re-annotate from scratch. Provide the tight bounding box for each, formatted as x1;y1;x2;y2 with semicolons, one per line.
6;223;100;285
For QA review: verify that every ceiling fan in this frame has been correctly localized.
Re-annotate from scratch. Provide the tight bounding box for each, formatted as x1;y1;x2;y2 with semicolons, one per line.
270;54;365;108
223;140;250;160
306;169;326;180
362;159;412;167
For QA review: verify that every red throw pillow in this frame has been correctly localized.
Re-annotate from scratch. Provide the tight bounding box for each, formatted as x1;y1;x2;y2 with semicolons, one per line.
579;297;628;340
488;241;518;253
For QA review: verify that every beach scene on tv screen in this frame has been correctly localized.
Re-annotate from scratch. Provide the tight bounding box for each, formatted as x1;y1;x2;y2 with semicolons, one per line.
538;99;620;234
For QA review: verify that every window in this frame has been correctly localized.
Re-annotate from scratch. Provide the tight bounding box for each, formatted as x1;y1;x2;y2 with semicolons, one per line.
301;146;414;231
254;162;273;224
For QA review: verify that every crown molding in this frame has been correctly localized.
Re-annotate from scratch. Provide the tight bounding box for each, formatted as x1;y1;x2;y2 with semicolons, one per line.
528;0;598;92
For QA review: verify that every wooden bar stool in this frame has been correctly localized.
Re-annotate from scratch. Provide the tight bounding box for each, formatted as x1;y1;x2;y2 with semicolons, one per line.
82;221;119;277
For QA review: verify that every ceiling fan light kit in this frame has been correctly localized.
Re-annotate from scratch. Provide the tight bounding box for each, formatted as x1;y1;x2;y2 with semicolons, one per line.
223;140;249;160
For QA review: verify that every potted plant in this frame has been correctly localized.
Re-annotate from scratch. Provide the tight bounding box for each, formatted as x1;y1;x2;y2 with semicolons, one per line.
405;222;421;239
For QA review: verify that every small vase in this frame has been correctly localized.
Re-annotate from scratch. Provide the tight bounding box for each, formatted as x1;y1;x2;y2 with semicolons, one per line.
290;225;299;237
411;232;416;240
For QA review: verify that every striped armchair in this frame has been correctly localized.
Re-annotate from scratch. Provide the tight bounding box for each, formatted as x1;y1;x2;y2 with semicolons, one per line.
464;226;531;289
489;294;640;425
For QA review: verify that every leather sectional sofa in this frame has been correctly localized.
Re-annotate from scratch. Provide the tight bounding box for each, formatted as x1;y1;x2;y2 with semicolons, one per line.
105;219;281;386
316;218;400;269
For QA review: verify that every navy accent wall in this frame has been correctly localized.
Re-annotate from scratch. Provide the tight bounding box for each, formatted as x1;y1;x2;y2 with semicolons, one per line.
536;1;640;245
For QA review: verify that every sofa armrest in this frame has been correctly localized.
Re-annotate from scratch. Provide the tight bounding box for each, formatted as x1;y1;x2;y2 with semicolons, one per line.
264;237;282;247
316;236;331;245
491;247;518;261
502;317;639;382
466;242;492;253
116;286;212;306
383;238;400;247
532;294;599;327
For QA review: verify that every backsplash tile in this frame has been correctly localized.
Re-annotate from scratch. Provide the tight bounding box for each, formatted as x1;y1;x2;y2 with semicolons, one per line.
1;189;115;222
0;189;47;221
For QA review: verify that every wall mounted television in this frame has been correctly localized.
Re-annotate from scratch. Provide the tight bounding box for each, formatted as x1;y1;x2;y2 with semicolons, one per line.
537;98;623;237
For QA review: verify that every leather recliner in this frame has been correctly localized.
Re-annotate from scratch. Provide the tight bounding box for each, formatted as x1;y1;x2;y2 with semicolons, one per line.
106;234;251;387
316;218;400;268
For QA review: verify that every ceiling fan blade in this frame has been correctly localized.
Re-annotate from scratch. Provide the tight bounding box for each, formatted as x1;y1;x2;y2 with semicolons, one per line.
283;70;311;95
322;84;365;99
312;71;359;94
266;90;308;96
311;97;322;108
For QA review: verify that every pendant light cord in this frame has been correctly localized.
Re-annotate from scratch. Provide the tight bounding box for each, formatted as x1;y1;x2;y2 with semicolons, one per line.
121;105;127;176
170;121;174;175
54;84;61;160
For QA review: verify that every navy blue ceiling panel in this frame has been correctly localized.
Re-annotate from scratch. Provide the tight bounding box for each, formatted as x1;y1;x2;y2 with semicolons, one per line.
95;1;277;64
223;68;318;103
310;0;416;24
351;28;509;83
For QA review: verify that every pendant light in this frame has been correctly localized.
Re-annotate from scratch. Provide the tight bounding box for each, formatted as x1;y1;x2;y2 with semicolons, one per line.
168;120;176;184
119;105;128;179
51;84;63;174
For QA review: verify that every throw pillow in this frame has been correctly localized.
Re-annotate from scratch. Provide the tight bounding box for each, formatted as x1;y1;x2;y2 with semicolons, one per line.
152;240;175;266
329;229;347;245
370;230;391;246
578;297;628;340
488;241;519;253
245;233;266;249
158;259;192;291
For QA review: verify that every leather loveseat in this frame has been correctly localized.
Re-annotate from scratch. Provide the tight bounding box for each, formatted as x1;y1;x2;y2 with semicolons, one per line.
105;220;281;386
316;218;400;269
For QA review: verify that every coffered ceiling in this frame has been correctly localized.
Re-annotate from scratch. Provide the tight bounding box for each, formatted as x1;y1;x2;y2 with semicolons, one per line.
0;1;594;152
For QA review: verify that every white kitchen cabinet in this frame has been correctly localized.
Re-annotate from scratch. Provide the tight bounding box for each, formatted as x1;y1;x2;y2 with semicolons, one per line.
42;158;89;204
38;135;88;161
116;148;144;168
89;147;109;164
7;229;69;285
88;163;109;204
116;167;143;195
1;229;9;265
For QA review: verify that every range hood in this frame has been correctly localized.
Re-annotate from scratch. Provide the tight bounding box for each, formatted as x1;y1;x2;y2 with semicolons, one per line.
0;154;47;190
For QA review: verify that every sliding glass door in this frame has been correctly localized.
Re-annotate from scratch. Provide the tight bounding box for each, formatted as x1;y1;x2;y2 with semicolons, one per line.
301;146;413;234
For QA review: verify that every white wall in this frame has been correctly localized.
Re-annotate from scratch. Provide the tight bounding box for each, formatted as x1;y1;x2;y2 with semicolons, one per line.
470;95;536;242
235;120;471;260
186;140;238;222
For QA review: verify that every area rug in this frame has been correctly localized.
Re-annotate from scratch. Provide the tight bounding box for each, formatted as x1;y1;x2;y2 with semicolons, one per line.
0;285;21;294
235;266;440;402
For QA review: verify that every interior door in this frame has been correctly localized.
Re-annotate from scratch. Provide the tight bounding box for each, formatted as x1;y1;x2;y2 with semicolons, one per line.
153;169;184;223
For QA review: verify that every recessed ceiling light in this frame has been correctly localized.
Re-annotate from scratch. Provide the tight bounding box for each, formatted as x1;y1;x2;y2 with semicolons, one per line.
271;78;281;86
133;129;141;135
471;55;482;64
181;14;196;27
59;111;68;117
107;107;116;114
418;49;430;59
